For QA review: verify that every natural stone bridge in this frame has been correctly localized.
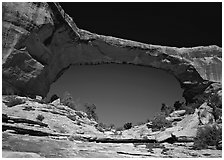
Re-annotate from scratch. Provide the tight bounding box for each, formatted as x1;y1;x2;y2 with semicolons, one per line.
2;2;222;103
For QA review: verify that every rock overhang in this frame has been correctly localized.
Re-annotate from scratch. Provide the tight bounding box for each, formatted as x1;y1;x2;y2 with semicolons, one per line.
2;2;222;103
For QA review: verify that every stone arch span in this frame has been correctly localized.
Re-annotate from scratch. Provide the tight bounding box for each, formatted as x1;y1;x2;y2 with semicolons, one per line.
2;2;222;104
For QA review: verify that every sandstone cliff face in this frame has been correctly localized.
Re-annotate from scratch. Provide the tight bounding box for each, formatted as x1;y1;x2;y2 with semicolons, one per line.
2;2;222;103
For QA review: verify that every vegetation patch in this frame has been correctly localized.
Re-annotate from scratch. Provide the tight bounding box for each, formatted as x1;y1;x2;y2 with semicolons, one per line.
61;92;77;110
36;114;45;122
193;124;222;150
123;122;132;130
151;113;172;131
4;96;25;107
84;103;98;122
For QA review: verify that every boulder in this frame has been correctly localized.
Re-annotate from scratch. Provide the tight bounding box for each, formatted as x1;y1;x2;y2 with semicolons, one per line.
169;110;186;117
172;109;200;138
166;116;183;122
150;110;200;142
104;131;114;135
198;102;215;125
155;131;173;142
35;96;42;101
50;98;61;106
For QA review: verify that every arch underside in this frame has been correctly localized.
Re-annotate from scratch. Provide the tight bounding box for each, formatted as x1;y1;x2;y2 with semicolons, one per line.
2;2;222;104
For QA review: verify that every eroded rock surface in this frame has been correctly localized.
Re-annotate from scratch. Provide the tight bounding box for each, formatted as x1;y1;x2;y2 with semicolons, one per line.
2;95;222;158
2;2;222;104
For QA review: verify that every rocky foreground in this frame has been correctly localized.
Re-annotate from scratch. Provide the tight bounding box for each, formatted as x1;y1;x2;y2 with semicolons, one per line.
2;95;222;158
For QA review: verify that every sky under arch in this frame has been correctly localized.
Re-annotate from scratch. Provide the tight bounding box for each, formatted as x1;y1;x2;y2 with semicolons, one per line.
48;64;184;127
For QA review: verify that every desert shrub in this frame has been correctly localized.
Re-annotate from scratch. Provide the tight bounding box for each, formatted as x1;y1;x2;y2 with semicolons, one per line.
84;103;98;122
108;124;115;130
173;101;184;110
123;122;132;130
61;91;76;110
193;124;222;149
98;122;107;129
209;93;222;109
50;94;59;103
179;102;199;115
212;107;222;121
36;114;45;121
161;103;175;116
151;112;172;131
180;105;195;114
5;96;25;107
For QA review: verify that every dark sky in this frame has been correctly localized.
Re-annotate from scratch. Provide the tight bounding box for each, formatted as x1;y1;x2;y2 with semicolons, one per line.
60;2;222;47
49;3;221;127
49;65;184;127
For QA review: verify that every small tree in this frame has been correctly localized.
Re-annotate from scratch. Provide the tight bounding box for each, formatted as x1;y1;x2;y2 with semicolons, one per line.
61;91;76;110
161;103;175;116
209;93;222;108
180;103;197;114
161;103;167;113
194;124;222;149
84;103;98;122
151;112;172;131
123;122;132;130
173;101;184;110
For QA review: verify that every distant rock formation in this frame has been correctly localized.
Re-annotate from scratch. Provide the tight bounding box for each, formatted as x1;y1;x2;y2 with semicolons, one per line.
2;2;222;103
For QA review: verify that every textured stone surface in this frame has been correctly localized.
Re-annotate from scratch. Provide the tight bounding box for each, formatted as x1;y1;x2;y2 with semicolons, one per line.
172;109;200;138
2;2;222;103
170;110;186;117
2;151;42;158
147;109;200;143
2;95;222;158
2;95;103;137
198;102;215;125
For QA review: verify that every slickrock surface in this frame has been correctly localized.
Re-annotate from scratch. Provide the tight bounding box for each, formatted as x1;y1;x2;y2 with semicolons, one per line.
2;2;222;104
2;96;222;158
